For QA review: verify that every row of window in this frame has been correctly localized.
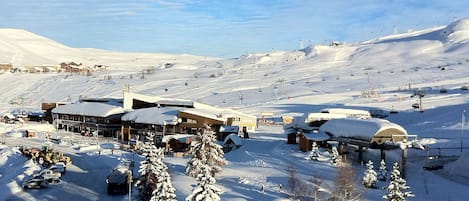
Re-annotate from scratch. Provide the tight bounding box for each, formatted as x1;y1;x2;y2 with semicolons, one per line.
58;114;107;123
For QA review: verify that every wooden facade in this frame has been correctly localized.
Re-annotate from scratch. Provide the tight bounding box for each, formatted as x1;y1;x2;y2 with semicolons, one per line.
0;64;12;71
42;102;66;123
178;110;225;133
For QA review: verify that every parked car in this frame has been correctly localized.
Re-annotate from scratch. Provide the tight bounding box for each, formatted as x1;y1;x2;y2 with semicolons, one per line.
106;167;131;194
38;169;61;183
48;162;66;174
22;178;48;189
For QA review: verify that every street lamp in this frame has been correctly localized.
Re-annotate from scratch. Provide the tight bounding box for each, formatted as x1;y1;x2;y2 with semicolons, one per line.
96;124;100;154
128;171;132;201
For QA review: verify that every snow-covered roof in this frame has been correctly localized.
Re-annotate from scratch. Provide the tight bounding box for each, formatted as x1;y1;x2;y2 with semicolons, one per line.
121;107;179;125
52;102;124;117
224;133;242;146
306;113;347;121
303;132;331;141
157;99;193;107
163;134;193;143
180;108;226;122
284;112;348;130
319;118;407;142
123;92;195;110
320;108;371;118
2;113;15;119
219;125;239;133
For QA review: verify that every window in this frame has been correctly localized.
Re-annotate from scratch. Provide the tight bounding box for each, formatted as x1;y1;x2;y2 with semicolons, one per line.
186;118;197;124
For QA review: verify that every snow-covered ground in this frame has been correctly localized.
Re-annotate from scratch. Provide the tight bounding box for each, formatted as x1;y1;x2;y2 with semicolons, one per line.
1;123;468;201
1;19;469;200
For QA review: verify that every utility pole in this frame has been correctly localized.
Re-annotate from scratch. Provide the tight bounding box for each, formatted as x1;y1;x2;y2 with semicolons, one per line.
128;171;132;201
96;124;100;154
462;110;465;153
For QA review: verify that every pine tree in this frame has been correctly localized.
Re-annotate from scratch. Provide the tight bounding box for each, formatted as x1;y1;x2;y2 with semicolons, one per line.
330;146;340;165
362;160;378;188
186;126;227;177
306;142;321;161
148;147;177;201
186;164;223;201
383;162;415;201
150;164;177;201
136;134;159;201
378;159;388;181
138;133;177;201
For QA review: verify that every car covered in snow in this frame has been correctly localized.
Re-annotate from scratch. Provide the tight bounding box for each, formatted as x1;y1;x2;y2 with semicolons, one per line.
48;162;66;174
37;169;61;183
22;178;48;189
106;167;131;194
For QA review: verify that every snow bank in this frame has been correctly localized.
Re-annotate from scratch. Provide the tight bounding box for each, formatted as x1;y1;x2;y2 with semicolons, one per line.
446;151;469;178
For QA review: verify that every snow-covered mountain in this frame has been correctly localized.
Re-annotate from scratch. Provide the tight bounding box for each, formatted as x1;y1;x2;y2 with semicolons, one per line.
1;19;469;116
2;19;469;201
0;29;214;69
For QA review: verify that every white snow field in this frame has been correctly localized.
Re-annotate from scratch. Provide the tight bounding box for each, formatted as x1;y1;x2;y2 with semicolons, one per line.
1;19;469;200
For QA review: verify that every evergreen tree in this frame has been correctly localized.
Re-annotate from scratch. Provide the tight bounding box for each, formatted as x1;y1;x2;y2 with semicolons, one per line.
150;164;177;201
185;126;227;177
186;164;223;201
383;162;415;201
362;160;378;188
136;134;160;201
138;132;177;201
306;142;321;161
330;146;340;165
378;159;388;181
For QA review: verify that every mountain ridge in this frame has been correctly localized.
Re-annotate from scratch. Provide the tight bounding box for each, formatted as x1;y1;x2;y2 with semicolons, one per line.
1;19;469;116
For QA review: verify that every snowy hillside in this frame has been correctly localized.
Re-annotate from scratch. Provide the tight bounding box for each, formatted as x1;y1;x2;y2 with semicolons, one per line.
2;19;469;115
0;29;214;69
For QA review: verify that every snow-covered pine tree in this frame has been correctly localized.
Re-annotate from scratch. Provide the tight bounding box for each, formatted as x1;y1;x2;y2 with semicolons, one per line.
330;146;339;165
150;164;177;201
137;135;159;201
306;142;321;161
383;162;415;201
186;164;223;201
138;132;176;201
362;160;378;188
185;125;227;178
378;159;388;181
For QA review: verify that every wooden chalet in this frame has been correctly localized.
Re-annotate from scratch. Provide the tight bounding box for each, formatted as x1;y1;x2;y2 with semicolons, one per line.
60;62;87;73
0;63;12;72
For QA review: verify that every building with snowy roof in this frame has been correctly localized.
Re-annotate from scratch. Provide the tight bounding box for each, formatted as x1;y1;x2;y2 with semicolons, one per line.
118;91;256;148
178;107;257;135
52;101;125;137
124;91;257;134
319;118;408;147
320;108;371;118
121;107;180;143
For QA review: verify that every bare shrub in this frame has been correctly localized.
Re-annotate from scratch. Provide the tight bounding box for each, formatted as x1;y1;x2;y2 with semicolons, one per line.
330;162;361;201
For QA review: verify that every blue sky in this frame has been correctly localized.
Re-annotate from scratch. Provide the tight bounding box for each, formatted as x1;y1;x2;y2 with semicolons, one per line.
1;0;468;58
